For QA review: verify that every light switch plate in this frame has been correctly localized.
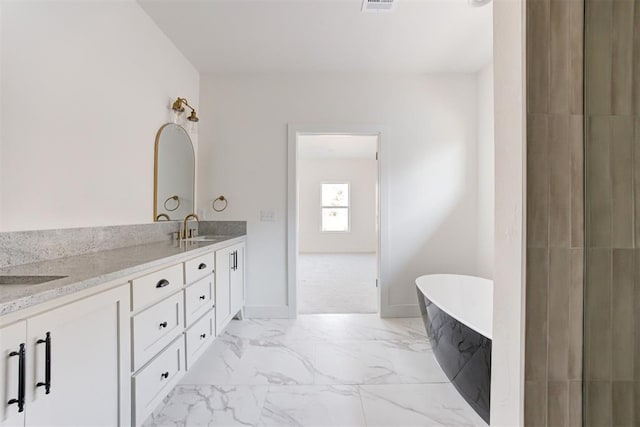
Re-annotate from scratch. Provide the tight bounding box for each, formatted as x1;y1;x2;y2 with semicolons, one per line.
260;210;275;222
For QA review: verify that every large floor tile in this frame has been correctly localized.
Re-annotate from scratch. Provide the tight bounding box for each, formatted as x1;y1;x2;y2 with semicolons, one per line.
143;385;268;427
228;340;317;385
382;340;449;384
313;340;397;384
359;383;487;427
181;335;246;385
258;385;366;427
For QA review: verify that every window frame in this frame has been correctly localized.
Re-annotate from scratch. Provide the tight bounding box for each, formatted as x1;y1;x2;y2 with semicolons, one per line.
320;181;351;233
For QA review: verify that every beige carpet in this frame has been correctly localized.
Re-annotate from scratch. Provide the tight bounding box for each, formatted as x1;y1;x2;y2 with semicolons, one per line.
298;253;377;314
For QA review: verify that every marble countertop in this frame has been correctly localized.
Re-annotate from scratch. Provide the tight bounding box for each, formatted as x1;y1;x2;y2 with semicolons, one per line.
0;235;245;316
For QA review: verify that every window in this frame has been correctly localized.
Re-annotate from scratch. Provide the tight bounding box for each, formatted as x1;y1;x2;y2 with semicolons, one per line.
321;183;350;232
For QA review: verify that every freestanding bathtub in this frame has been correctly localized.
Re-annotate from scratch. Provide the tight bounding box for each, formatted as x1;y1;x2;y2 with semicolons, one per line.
415;274;493;424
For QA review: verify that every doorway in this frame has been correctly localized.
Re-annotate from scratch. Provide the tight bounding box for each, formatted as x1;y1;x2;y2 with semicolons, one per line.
287;128;383;317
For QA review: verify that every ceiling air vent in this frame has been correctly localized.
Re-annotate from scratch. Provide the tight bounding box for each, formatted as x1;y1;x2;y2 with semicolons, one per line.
362;0;395;12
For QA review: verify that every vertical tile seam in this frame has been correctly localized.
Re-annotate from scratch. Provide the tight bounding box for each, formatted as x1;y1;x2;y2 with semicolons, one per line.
608;248;613;425
607;0;615;116
545;246;551;426
581;0;589;422
546;0;552;115
633;113;637;250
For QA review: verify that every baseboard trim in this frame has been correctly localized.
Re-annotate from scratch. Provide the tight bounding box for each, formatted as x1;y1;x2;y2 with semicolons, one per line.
243;305;291;319
381;303;420;318
244;304;419;319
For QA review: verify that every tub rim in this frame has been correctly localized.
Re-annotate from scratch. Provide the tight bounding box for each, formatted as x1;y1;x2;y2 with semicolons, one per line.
415;273;493;339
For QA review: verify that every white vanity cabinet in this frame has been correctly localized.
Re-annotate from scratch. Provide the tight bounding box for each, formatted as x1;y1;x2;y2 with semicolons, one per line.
1;235;246;427
0;284;131;427
230;243;245;319
215;241;245;335
0;322;26;427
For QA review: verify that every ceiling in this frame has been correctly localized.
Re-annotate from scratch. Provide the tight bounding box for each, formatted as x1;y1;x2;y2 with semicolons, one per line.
298;135;378;160
138;0;493;74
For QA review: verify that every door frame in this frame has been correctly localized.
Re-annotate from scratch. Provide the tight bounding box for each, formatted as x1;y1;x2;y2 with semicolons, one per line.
287;124;389;318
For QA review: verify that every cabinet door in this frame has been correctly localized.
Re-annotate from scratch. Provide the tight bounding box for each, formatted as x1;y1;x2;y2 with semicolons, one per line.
214;246;232;335
0;321;26;427
230;243;245;317
25;285;131;427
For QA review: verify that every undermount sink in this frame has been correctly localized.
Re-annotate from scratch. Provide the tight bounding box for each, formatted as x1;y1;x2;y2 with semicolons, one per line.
192;235;231;242
0;275;68;285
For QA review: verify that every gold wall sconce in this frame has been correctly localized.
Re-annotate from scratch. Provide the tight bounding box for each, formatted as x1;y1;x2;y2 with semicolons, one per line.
171;97;199;131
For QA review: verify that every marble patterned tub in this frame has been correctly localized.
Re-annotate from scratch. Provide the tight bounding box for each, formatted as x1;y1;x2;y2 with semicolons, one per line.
415;274;493;424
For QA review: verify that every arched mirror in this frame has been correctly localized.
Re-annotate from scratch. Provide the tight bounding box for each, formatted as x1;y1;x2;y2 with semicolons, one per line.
154;123;195;221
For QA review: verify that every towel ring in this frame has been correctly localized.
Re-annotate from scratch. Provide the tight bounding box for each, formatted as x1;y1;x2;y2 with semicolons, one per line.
212;195;228;212
164;195;180;212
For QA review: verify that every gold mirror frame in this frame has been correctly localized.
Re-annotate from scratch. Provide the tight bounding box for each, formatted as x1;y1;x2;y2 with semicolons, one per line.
153;123;195;221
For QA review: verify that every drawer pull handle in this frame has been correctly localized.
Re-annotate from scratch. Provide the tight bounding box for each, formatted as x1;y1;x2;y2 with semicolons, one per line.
200;333;206;339
159;321;168;329
161;371;169;380
199;295;206;300
198;263;207;270
36;332;51;394
7;343;26;413
156;279;170;288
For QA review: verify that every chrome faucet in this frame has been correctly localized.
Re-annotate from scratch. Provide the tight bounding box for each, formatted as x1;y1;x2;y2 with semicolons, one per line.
182;213;199;240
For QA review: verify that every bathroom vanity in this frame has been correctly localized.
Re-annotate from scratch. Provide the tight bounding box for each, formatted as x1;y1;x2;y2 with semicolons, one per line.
0;233;246;427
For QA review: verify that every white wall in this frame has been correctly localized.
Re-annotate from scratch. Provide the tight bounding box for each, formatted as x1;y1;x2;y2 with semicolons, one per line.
0;0;3;229
491;0;526;424
0;0;199;231
476;62;495;279
298;157;377;253
197;73;479;317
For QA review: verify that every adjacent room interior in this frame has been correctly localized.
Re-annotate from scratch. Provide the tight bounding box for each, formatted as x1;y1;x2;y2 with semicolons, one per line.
297;134;379;315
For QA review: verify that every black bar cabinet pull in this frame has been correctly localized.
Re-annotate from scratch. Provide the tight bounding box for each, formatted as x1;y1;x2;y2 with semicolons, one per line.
161;371;169;380
7;343;26;413
36;332;51;394
198;263;207;270
234;251;239;270
156;279;170;288
159;321;168;329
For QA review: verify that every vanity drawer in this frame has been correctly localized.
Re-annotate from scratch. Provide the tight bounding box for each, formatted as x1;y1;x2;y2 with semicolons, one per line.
132;337;185;426
131;264;183;311
184;252;215;284
184;274;214;327
132;292;183;371
185;309;215;369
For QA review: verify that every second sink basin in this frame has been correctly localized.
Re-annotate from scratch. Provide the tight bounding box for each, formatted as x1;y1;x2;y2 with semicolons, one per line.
192;235;232;242
0;275;68;285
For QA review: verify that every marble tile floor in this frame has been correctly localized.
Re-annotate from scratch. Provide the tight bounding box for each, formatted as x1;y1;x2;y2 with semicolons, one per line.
144;314;487;427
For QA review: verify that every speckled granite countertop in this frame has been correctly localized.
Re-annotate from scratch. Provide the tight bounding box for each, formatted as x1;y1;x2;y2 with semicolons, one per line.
0;234;245;316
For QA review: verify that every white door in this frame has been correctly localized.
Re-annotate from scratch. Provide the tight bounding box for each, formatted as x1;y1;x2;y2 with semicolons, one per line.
230;243;245;316
0;321;26;427
215;246;232;335
25;285;130;427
